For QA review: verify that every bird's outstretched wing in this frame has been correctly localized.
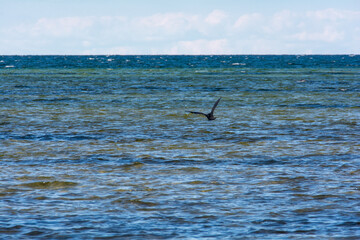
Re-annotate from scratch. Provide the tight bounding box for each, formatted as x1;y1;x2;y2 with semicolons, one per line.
186;111;207;116
210;97;221;114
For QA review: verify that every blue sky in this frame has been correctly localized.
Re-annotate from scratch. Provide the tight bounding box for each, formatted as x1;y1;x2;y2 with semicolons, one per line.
1;0;359;54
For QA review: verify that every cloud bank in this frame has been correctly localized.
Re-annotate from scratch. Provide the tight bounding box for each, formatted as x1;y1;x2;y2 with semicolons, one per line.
1;8;359;54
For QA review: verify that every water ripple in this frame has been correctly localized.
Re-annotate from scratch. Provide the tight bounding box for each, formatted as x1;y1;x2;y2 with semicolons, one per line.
0;56;359;239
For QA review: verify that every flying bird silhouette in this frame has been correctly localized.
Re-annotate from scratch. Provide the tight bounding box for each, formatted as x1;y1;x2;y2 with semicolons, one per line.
186;97;221;120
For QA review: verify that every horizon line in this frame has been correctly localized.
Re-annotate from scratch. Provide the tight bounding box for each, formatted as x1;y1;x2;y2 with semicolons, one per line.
1;53;359;56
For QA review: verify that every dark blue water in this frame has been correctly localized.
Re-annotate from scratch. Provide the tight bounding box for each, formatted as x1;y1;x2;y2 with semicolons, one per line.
1;55;360;239
1;55;359;69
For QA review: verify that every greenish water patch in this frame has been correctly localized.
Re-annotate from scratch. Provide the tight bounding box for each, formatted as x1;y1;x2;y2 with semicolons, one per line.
19;181;78;189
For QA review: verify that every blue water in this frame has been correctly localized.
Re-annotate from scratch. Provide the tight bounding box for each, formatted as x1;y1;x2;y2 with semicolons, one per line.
1;55;360;239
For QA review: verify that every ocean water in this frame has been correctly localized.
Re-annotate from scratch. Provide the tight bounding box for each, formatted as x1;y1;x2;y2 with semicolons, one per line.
0;55;359;239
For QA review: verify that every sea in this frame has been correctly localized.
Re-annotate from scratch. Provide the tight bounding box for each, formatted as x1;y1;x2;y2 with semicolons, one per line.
0;55;359;239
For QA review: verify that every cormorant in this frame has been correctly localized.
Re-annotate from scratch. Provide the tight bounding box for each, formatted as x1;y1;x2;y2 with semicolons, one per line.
186;97;221;120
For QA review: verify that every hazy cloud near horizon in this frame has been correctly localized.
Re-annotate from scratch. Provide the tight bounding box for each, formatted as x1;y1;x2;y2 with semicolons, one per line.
1;1;359;54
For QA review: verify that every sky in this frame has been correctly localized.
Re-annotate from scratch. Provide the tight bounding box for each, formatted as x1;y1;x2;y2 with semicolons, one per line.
1;0;359;55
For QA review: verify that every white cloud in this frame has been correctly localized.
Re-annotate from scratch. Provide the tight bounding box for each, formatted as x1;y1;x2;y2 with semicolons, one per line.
32;17;94;37
290;9;359;43
306;8;356;21
233;13;262;31
205;10;227;25
269;10;297;32
170;39;229;54
82;40;91;47
17;16;129;37
135;12;200;36
292;25;344;42
1;8;359;54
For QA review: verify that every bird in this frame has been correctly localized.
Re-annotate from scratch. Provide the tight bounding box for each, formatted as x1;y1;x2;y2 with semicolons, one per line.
186;97;221;120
